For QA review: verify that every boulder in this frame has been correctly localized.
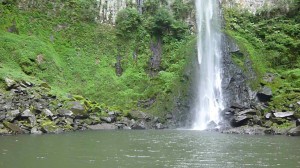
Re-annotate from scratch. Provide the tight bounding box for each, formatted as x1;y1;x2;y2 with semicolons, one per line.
31;127;43;135
100;117;114;123
0;128;9;135
21;109;34;117
108;111;116;116
257;86;272;102
287;126;300;136
88;115;100;124
3;121;24;134
230;103;244;109
206;121;218;129
155;123;164;129
68;101;85;115
264;120;273;128
265;113;272;119
58;109;73;117
21;109;36;126
87;123;117;130
4;77;16;89
237;109;256;115
131;111;152;121
0;113;6;121
42;109;54;117
230;115;250;127
6;109;20;121
131;121;146;129
252;115;262;125
41;125;63;134
273;111;294;118
221;125;267;135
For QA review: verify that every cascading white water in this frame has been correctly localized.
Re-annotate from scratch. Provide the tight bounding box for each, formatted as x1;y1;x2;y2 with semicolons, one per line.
192;0;224;130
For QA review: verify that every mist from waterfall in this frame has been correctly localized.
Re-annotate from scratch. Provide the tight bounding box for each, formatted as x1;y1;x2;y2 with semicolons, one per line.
192;0;224;130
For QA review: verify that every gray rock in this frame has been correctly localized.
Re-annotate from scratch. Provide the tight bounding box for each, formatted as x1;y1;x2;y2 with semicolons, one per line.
108;111;116;116
87;123;117;130
230;103;244;109
3;122;24;134
31;127;43;135
131;121;146;130
21;109;36;126
252;115;262;125
68;101;85;115
100;117;113;123
42;109;54;117
207;121;218;129
21;109;34;117
6;109;20;121
237;109;256;115
221;125;267;135
0;128;9;135
3;102;13;110
58;109;73;117
155;123;164;129
4;77;16;89
0;113;6;121
89;115;100;121
230;115;250;127
265;113;272;119
273;111;294;118
257;86;272;102
41;126;63;134
22;81;33;87
287;126;300;136
131;111;151;121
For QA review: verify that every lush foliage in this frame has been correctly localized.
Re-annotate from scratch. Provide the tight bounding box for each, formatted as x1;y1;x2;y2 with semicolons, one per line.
0;1;194;117
223;1;300;119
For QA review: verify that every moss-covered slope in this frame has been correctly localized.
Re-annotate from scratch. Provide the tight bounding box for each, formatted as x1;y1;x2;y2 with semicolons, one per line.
0;0;196;118
223;1;300;128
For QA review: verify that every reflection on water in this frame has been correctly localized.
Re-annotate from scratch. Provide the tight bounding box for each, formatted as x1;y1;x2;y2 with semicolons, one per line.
0;130;299;168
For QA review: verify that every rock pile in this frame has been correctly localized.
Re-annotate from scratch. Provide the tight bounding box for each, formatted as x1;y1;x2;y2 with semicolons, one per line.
220;102;299;135
0;79;165;135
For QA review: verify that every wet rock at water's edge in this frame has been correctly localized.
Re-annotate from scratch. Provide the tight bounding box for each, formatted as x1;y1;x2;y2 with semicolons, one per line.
287;126;300;136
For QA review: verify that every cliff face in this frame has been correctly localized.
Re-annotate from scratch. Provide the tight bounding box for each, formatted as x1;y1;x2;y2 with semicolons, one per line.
221;0;293;13
15;0;195;24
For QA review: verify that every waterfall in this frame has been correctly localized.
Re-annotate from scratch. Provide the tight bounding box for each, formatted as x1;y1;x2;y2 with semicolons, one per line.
192;0;224;130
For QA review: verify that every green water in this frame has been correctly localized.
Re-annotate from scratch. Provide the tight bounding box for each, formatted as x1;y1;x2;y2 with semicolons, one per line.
0;130;299;168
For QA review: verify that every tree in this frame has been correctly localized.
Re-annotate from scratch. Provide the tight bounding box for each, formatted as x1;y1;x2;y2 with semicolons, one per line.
115;8;141;37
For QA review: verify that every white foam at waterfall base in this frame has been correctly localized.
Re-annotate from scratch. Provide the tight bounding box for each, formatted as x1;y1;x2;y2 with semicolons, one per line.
192;0;224;130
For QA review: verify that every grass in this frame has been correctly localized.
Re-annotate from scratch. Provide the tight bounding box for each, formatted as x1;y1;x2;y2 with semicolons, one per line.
0;2;194;117
223;2;300;120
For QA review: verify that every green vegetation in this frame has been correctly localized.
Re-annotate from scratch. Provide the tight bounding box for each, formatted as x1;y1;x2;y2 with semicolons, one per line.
0;0;195;117
223;1;300;122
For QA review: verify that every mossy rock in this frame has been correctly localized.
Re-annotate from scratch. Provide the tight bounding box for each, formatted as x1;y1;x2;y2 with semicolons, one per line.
3;121;24;134
41;119;58;133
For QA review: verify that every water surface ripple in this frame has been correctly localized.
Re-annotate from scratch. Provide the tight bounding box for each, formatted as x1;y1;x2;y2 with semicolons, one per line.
0;130;299;168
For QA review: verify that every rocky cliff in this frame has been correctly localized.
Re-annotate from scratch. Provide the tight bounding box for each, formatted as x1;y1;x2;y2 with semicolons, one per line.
221;0;293;13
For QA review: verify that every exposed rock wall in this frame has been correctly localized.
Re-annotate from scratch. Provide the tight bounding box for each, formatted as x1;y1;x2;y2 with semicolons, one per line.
221;0;293;13
221;35;257;108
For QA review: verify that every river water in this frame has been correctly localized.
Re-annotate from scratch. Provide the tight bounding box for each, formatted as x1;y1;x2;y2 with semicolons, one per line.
0;130;299;168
